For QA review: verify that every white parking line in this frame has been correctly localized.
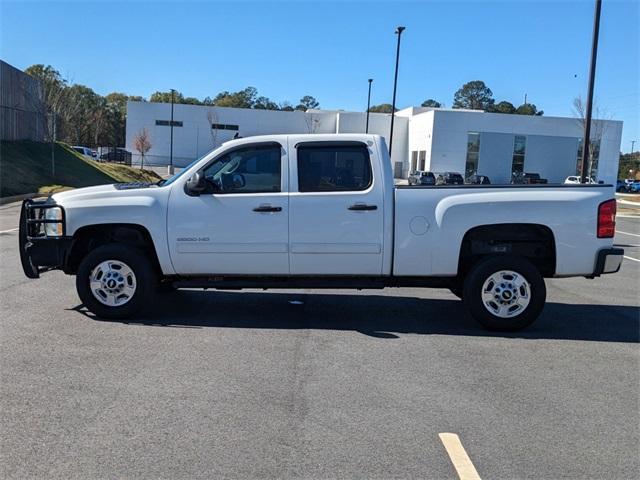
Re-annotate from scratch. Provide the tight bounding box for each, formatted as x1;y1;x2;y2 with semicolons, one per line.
439;433;482;480
616;230;640;238
0;228;18;234
624;256;640;263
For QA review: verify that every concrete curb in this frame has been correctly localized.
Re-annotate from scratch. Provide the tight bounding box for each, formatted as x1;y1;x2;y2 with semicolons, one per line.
0;193;39;206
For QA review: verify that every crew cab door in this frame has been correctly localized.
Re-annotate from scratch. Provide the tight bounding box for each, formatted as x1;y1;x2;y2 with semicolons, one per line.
167;141;289;275
288;139;385;275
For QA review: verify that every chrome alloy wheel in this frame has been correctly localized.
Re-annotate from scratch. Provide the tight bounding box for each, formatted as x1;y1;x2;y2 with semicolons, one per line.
89;260;137;307
481;270;531;318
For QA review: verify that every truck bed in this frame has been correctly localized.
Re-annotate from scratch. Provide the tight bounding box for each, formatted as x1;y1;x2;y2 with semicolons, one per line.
393;183;616;277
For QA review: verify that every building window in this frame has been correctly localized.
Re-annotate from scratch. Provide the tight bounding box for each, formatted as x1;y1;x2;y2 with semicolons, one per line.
465;132;480;178
419;151;426;171
155;120;183;127
211;123;240;131
512;135;526;175
410;151;418;172
576;138;600;179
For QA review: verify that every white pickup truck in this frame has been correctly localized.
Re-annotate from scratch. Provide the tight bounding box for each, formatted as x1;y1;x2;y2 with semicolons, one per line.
20;134;623;331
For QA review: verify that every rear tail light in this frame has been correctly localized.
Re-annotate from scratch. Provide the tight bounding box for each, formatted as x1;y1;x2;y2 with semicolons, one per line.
597;199;616;238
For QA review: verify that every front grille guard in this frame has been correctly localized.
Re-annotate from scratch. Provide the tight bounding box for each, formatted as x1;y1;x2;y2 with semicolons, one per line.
22;198;66;239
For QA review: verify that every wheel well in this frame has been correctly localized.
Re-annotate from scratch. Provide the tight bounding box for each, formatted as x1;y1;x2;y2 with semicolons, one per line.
64;224;161;275
458;224;556;278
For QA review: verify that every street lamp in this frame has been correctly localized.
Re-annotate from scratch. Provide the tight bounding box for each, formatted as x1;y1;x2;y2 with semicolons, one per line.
366;78;373;134
580;0;602;183
388;26;405;156
169;88;176;175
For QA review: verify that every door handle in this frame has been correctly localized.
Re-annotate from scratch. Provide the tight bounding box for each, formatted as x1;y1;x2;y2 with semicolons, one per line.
348;203;377;211
253;205;282;213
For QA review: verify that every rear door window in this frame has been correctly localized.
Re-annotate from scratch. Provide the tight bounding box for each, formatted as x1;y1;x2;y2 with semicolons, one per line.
297;144;372;192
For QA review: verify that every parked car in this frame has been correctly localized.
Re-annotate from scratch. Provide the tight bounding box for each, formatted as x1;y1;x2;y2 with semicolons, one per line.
99;148;132;165
466;174;491;185
72;146;97;160
19;134;623;332
565;176;597;184
434;172;464;185
628;181;640;193
616;180;629;192
408;171;436;185
512;172;548;184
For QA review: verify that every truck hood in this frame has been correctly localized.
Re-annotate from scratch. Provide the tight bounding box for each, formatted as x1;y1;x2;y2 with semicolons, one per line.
51;184;117;204
51;183;159;206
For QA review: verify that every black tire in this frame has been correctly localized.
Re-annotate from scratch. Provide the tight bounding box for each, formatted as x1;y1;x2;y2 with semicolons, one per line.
76;244;155;319
462;255;546;331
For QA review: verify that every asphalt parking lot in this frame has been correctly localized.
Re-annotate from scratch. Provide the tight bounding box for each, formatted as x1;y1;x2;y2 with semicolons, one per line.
1;201;638;479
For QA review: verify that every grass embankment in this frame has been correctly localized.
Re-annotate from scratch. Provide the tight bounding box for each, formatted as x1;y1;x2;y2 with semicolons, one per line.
0;140;161;197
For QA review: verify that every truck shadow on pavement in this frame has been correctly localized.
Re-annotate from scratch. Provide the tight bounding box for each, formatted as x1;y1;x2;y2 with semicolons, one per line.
72;290;640;343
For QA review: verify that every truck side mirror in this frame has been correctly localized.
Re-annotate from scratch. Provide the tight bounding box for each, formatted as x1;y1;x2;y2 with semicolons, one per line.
185;171;207;196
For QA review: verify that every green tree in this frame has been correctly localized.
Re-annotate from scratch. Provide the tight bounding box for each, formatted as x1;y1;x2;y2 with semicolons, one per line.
103;92;135;147
213;87;258;108
295;95;320;111
492;101;516;114
24;64;69;141
149;90;185;104
421;99;442;108
279;101;294;111
515;103;543;116
254;96;280;110
183;97;202;105
619;152;640;179
64;84;103;145
368;103;395;113
452;80;495;110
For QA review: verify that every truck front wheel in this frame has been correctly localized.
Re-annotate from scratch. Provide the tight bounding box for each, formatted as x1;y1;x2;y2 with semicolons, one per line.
462;255;546;331
76;244;155;319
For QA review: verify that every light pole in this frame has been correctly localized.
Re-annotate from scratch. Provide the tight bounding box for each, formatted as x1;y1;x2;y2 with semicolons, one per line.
388;26;405;156
580;0;602;183
169;89;176;175
365;78;373;134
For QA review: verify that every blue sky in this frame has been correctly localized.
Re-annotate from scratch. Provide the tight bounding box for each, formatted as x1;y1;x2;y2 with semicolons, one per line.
1;0;638;149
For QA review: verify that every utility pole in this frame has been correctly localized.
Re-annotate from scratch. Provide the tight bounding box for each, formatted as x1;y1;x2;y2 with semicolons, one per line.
580;0;602;183
365;78;373;134
389;26;405;156
169;89;175;175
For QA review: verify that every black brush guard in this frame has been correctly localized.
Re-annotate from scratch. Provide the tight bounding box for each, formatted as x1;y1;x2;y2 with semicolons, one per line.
19;198;71;279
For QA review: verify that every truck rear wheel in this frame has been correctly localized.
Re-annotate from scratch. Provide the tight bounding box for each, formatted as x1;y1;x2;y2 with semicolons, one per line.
76;244;155;319
462;255;546;331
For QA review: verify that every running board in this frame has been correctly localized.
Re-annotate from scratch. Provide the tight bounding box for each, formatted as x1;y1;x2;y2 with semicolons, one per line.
171;275;455;290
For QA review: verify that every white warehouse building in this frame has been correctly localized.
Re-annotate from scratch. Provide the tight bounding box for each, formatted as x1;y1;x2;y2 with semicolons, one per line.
125;101;622;183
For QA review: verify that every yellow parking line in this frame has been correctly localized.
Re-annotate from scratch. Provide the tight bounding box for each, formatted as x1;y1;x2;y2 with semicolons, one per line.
439;433;482;480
